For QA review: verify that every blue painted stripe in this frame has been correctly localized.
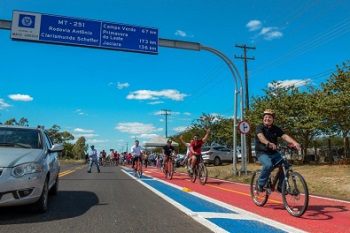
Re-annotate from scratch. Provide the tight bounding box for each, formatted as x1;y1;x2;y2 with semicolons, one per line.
143;179;235;213
209;219;287;233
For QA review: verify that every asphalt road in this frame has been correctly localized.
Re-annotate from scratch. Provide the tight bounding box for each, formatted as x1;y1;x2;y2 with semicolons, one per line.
0;164;212;233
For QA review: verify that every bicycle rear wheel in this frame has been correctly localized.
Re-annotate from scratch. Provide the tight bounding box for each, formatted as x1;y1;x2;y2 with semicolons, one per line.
282;171;309;217
250;170;269;206
198;163;208;185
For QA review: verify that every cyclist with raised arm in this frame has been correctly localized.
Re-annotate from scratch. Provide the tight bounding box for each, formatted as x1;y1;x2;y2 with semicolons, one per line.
162;139;176;177
189;129;210;173
131;140;143;169
256;109;301;193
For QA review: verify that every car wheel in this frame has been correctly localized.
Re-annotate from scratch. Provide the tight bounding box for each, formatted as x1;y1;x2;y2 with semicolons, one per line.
214;157;221;166
49;175;59;196
32;178;49;213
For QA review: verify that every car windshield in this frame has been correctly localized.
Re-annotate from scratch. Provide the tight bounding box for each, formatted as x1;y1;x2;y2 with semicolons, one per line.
0;128;42;149
202;147;210;152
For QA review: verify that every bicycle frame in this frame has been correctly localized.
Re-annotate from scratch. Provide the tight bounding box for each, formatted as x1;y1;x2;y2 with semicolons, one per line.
268;159;287;193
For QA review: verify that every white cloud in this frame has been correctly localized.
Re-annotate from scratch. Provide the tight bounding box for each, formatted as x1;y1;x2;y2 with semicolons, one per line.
268;79;311;88
75;109;87;115
117;82;130;89
74;128;94;133
174;30;193;38
127;89;187;101
88;139;108;144
0;99;11;109
8;94;33;101
261;29;283;40
183;112;191;116
173;126;189;132
138;133;159;139
74;133;99;138
115;122;163;134
148;101;164;105
246;20;262;31
247;20;283;41
153;110;180;116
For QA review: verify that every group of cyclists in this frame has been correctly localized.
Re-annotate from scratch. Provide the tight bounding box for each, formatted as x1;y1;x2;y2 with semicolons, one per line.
128;129;211;178
89;109;301;192
129;109;302;192
86;109;306;215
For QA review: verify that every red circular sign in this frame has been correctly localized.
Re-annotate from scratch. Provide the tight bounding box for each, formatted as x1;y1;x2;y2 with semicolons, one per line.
238;120;251;134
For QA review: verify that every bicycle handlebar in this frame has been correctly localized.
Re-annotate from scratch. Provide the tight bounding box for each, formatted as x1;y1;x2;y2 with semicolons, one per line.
277;144;301;152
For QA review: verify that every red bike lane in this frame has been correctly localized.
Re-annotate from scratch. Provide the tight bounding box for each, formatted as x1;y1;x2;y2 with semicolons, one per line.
137;166;350;233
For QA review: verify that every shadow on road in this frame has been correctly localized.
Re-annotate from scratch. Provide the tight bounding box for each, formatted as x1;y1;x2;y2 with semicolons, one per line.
0;191;98;224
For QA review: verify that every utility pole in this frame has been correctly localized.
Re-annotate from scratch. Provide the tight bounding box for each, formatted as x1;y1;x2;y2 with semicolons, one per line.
234;44;255;110
235;44;255;164
161;109;171;138
126;142;129;153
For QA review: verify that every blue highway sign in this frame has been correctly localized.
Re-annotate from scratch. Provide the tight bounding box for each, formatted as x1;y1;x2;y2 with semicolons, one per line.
11;10;158;54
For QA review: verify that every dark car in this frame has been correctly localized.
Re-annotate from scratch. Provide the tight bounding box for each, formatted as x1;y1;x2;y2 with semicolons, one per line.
0;125;64;213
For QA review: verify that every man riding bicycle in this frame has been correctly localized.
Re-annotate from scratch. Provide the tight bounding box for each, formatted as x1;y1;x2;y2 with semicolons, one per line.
256;109;301;193
189;129;210;173
131;140;143;169
162;139;176;175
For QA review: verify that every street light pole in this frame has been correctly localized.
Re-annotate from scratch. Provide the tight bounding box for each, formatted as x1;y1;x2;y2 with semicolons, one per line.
159;38;246;175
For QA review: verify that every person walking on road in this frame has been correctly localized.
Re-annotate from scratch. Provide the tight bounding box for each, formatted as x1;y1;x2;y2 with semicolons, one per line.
87;145;100;173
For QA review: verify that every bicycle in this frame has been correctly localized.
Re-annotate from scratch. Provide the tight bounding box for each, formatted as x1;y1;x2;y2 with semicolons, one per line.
163;155;175;180
188;154;208;185
250;145;309;217
133;156;142;178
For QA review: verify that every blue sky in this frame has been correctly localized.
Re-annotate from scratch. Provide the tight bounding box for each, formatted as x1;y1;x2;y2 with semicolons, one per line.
1;0;349;153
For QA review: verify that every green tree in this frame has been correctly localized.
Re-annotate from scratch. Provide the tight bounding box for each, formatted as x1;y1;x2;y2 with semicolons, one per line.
246;81;324;162
3;117;29;126
72;136;87;160
320;60;350;158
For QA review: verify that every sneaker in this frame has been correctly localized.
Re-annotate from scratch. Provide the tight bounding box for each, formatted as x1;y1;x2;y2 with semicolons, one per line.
277;187;287;195
257;185;265;192
98;170;100;173
87;171;91;173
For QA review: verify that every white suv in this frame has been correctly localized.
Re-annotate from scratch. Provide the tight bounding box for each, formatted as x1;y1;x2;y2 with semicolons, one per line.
202;144;233;166
0;125;64;213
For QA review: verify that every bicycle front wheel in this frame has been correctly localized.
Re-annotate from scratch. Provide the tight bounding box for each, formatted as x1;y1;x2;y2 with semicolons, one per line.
282;171;309;217
138;161;142;178
250;170;269;206
189;167;196;183
198;163;208;185
168;161;173;180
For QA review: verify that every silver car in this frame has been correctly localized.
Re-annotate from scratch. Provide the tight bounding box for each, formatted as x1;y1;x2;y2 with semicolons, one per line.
0;125;64;213
202;144;233;166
